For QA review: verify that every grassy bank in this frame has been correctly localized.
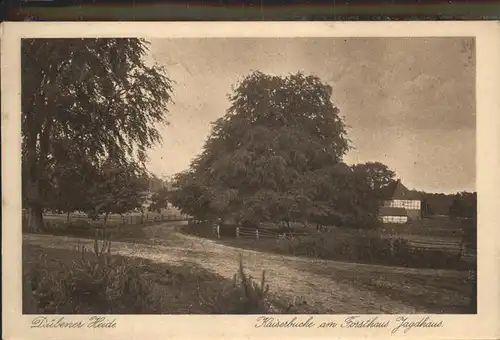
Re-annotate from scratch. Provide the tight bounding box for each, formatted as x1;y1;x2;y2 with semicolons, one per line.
182;222;474;271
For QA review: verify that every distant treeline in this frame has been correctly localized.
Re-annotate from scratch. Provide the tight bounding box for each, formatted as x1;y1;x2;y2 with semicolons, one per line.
411;190;477;218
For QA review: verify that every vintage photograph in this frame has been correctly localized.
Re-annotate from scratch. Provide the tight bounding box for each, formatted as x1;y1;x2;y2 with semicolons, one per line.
20;36;477;315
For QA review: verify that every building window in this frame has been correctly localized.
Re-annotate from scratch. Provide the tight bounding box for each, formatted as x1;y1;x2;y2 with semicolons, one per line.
405;200;421;210
383;200;421;210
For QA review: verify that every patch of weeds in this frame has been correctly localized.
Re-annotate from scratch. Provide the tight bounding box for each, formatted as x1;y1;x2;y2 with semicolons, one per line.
23;231;160;314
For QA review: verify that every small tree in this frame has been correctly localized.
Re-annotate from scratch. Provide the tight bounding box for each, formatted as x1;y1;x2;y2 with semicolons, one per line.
85;161;150;225
166;171;226;224
449;191;477;220
149;187;170;213
351;162;397;199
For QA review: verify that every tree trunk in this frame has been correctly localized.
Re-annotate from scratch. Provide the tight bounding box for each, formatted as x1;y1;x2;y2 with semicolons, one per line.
24;167;45;233
23;63;63;233
26;204;44;233
24;131;45;233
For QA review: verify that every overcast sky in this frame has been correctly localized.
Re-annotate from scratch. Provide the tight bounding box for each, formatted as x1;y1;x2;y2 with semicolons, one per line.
145;37;475;194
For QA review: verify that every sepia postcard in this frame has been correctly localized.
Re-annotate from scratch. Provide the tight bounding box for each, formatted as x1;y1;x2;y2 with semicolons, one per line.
2;21;500;340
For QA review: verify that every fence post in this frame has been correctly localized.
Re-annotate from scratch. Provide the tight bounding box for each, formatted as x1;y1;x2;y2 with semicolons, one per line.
236;227;240;238
256;229;259;241
216;224;220;239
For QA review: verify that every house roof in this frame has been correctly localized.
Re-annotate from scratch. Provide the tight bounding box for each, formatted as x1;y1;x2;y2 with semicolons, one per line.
379;206;408;216
380;180;421;200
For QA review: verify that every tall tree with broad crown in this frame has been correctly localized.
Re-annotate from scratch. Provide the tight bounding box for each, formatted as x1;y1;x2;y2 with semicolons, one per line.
171;71;357;226
22;38;173;232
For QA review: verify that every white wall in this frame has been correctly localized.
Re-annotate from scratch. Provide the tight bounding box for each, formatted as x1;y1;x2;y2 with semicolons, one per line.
381;215;408;224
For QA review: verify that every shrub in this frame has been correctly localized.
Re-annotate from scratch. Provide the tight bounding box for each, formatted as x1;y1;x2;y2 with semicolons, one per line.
230;255;270;314
205;255;271;314
185;220;215;238
275;232;469;270
23;232;158;314
180;255;273;314
23;252;71;313
276;295;309;314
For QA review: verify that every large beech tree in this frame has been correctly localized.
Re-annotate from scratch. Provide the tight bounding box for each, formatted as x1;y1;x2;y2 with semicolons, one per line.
22;38;173;232
169;71;377;227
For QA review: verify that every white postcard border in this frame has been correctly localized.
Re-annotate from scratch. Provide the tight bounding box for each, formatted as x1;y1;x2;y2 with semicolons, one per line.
2;21;499;340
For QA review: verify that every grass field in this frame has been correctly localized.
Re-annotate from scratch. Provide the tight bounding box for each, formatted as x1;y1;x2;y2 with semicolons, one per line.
182;218;474;270
23;222;475;314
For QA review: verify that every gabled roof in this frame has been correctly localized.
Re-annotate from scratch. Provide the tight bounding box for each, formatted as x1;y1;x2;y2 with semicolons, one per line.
379;206;408;216
380;180;421;200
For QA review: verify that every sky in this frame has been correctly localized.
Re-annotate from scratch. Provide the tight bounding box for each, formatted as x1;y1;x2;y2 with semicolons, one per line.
145;37;475;194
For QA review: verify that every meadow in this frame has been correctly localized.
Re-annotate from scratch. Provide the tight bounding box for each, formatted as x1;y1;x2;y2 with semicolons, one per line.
183;217;475;271
22;214;476;314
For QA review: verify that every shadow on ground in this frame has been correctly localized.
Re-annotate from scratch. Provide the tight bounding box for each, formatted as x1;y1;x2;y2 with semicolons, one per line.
293;260;474;314
23;244;240;314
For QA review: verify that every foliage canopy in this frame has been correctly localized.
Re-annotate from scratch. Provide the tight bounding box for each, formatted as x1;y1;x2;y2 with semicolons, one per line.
22;38;173;231
169;71;380;227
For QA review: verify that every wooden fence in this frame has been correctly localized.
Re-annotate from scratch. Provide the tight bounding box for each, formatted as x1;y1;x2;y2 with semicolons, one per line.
212;224;309;241
408;238;476;261
208;223;476;262
42;212;190;225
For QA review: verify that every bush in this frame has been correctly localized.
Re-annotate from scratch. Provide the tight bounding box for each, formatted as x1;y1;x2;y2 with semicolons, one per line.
229;255;270;313
192;257;274;313
273;295;309;314
276;232;469;270
23;233;158;314
195;255;272;314
185;220;215;238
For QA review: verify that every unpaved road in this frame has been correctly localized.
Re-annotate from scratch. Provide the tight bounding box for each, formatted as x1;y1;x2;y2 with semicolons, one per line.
23;222;470;314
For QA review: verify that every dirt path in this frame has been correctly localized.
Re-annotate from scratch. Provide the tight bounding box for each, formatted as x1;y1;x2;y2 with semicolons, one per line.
23;222;469;314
